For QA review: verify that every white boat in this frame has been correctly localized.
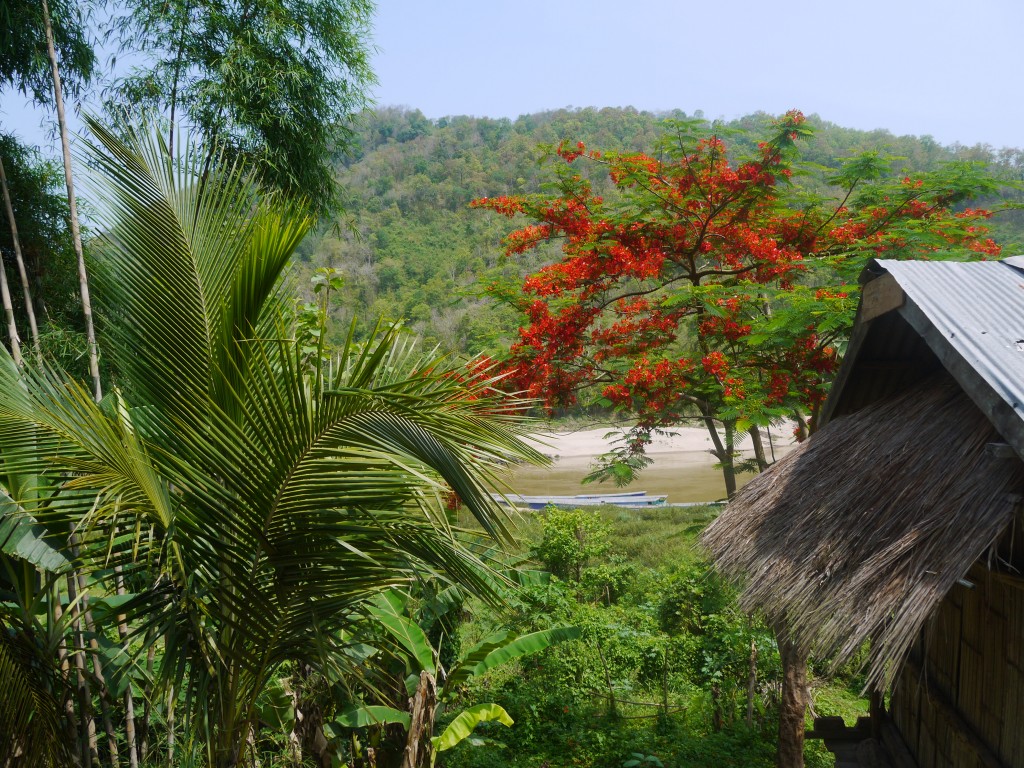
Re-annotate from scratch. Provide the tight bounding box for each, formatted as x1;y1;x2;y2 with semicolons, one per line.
491;492;668;510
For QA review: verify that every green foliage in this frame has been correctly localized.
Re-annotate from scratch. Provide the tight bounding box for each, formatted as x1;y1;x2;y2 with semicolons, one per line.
440;503;857;768
533;507;612;581
369;591;437;674
0;633;68;767
109;0;376;216
0;119;545;767
296;107;1024;371
432;703;514;755
335;704;411;730
0;133;85;372
0;0;95;101
328;584;577;767
0;480;68;572
4;102;1008;766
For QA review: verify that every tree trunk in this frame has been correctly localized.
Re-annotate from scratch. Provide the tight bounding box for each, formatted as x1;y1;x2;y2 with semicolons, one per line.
77;577;120;767
66;573;99;767
291;664;331;768
41;0;102;402
52;586;83;766
401;670;437;768
711;682;723;731
115;571;139;768
792;411;808;442
165;683;175;768
0;155;40;357
746;637;758;726
139;632;157;764
700;407;737;499
748;425;769;471
777;632;808;768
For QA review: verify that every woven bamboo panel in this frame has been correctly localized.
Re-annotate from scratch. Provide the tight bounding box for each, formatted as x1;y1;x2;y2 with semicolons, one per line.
888;564;1024;768
1001;588;1024;765
979;580;1006;757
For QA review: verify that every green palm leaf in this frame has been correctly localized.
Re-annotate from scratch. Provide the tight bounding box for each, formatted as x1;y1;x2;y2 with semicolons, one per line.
0;119;545;764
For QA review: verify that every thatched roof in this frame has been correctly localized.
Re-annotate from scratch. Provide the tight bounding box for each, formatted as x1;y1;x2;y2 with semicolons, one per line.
702;374;1024;690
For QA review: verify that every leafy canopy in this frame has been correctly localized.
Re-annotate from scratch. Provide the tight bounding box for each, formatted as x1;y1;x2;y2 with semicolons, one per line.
0;0;95;101
474;111;1004;467
109;0;376;216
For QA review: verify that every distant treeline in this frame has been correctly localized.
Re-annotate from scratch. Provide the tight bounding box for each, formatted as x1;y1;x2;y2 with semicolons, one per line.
297;107;1024;356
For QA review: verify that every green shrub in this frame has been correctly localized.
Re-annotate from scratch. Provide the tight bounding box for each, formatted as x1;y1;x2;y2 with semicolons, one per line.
533;507;612;581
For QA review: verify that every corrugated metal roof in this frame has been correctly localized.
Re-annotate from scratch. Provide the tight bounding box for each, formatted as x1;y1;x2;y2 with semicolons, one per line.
854;258;1024;459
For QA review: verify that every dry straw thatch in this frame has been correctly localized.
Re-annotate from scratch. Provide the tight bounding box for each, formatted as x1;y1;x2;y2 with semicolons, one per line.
702;375;1024;690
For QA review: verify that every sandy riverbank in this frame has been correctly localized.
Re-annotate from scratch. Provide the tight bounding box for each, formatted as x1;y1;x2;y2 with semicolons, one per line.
509;425;797;503
525;424;796;463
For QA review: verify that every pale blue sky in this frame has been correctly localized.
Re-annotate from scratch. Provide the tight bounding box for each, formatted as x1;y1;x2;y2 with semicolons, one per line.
4;0;1023;154
370;0;1024;148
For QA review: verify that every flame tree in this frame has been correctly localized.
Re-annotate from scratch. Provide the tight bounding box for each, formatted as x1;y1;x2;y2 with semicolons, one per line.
474;111;1003;497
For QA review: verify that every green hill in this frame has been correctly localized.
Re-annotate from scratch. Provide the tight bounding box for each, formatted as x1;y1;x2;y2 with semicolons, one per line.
297;107;1024;355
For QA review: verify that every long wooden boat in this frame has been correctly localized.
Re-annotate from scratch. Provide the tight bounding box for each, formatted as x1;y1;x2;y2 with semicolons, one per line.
491;492;668;510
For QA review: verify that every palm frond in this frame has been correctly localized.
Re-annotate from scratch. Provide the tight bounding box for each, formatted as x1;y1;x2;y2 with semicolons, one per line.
0;621;71;767
0;117;547;761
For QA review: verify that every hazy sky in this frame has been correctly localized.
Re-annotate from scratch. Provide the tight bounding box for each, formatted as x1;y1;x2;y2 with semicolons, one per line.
3;0;1022;153
370;0;1024;148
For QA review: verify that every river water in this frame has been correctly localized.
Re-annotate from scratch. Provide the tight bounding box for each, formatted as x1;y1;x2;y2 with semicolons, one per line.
502;450;764;505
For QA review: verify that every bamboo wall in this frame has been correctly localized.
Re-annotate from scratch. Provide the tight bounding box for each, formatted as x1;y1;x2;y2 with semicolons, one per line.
890;561;1024;767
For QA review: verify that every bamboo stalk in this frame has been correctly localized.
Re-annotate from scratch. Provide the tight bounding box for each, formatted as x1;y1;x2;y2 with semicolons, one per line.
166;683;175;768
139;634;157;764
0;248;22;366
74;566;121;767
52;581;83;766
66;573;99;767
41;0;102;401
115;571;139;768
0;155;40;357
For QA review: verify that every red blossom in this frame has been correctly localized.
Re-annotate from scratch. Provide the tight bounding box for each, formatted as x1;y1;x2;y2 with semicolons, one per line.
474;111;1003;433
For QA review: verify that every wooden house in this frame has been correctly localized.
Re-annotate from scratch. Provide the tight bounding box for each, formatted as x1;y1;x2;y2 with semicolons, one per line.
703;257;1024;767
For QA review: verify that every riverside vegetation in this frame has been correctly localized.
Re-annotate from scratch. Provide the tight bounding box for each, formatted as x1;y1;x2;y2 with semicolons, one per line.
436;502;870;768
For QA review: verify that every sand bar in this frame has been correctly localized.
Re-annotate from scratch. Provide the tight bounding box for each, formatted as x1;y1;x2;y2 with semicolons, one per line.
525;424;795;462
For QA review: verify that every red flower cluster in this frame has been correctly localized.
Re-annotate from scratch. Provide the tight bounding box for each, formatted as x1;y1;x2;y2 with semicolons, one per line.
470;195;525;217
603;357;694;419
556;141;587;163
473;109;1002;432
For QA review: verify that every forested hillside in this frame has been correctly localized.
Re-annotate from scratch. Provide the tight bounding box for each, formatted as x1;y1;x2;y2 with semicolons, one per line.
298;107;1024;355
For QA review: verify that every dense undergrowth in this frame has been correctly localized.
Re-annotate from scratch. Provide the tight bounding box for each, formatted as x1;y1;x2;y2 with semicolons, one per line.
438;504;868;768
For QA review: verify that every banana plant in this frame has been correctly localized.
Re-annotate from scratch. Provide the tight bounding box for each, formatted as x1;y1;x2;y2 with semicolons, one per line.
330;588;579;767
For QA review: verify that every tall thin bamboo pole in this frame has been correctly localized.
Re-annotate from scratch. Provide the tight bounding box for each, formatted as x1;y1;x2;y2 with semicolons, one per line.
66;573;99;767
75;566;121;767
0;249;22;366
52;582;83;766
41;0;101;401
0;155;41;357
115;571;139;768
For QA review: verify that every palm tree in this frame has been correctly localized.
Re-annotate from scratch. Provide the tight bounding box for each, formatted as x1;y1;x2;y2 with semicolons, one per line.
0;118;543;767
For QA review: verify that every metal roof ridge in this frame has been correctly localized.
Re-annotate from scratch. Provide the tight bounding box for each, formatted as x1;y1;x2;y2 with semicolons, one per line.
1001;254;1024;274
